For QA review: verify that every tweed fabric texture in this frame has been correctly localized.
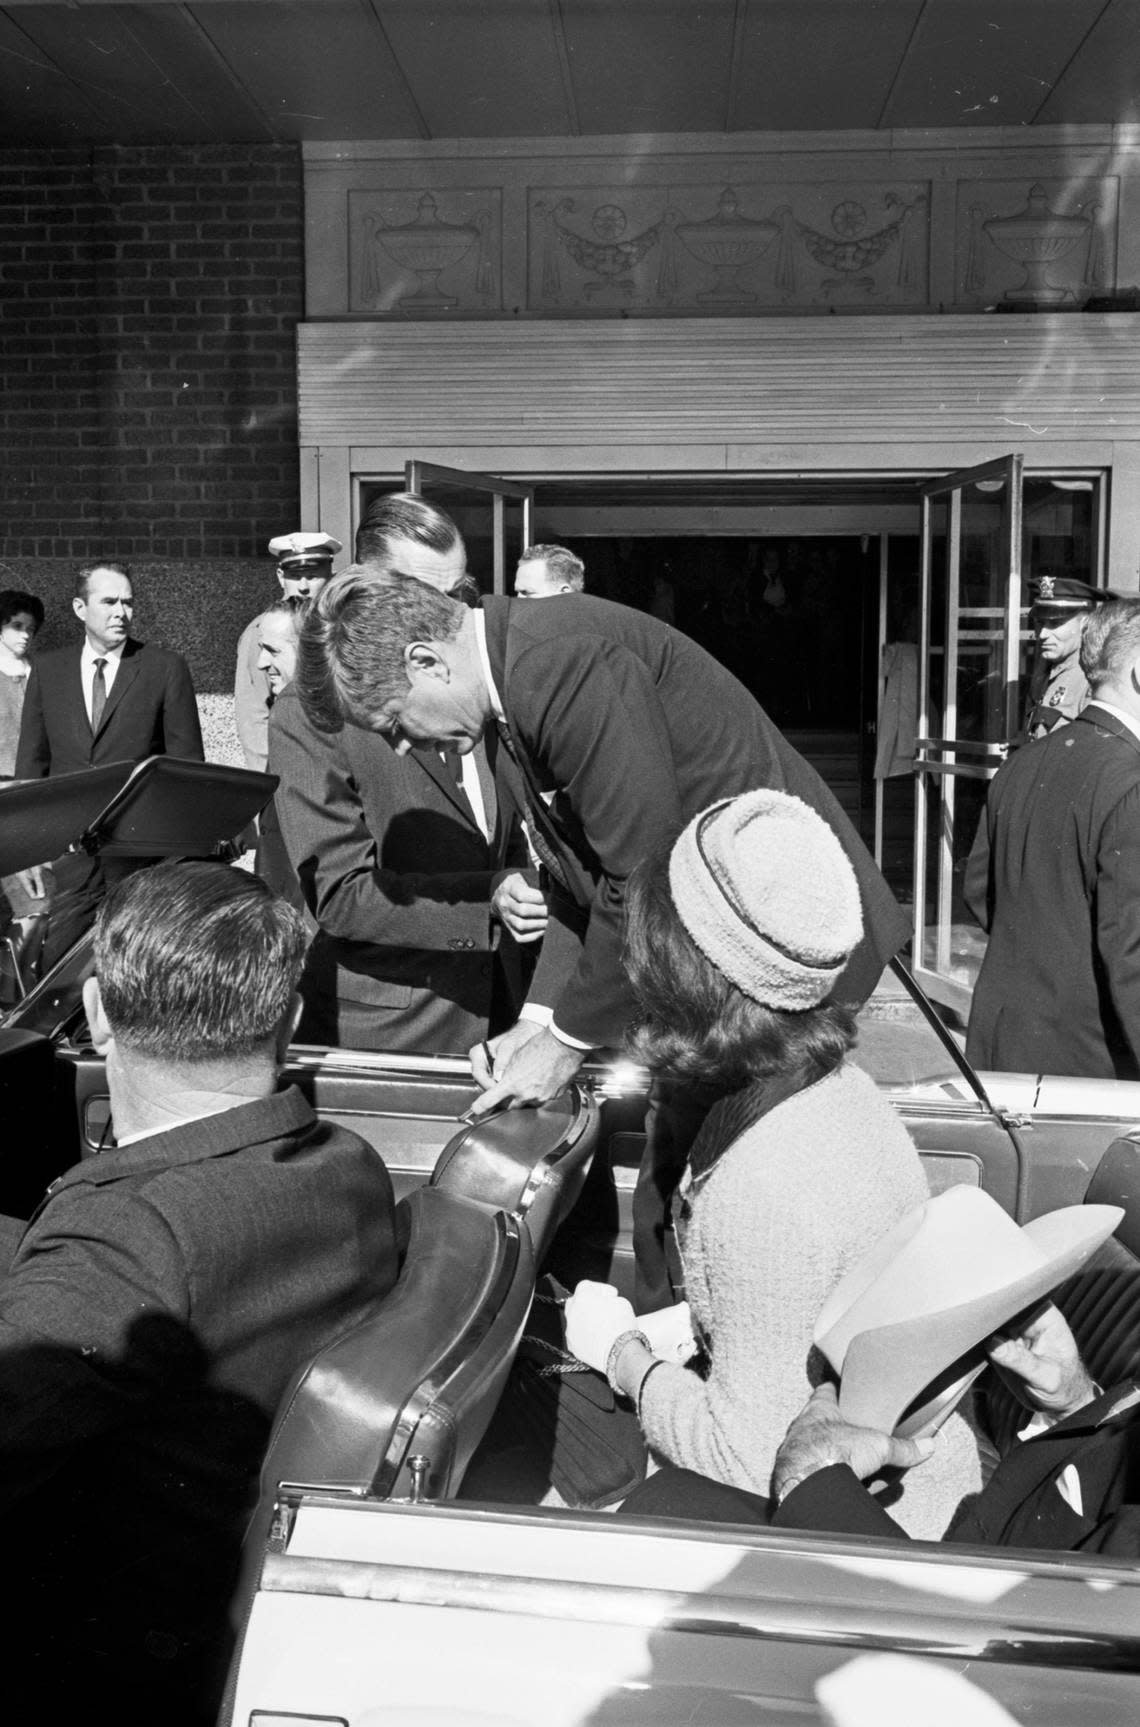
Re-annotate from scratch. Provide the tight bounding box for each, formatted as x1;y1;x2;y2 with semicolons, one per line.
668;790;864;1010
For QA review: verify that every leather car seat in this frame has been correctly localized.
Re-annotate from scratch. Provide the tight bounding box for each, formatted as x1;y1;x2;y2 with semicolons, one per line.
221;1183;536;1715
429;1083;599;1265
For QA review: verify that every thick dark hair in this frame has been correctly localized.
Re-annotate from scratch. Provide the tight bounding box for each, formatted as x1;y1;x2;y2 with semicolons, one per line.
624;853;857;1094
95;860;309;1061
355;491;461;566
520;544;585;591
75;562;132;602
0;589;44;630
296;569;465;734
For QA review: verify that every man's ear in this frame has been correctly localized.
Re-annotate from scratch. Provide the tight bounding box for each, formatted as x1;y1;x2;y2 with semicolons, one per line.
275;569;287;595
274;991;304;1066
83;976;114;1055
404;641;449;681
72;595;87;624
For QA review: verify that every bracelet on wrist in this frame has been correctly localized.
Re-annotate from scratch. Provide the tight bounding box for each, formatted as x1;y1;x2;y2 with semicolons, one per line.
605;1328;651;1392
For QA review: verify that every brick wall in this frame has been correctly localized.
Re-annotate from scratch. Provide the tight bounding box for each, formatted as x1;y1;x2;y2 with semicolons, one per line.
0;143;303;716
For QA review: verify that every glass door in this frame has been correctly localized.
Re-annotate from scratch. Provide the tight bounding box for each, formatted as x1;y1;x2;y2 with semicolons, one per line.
913;454;1024;1016
404;460;534;595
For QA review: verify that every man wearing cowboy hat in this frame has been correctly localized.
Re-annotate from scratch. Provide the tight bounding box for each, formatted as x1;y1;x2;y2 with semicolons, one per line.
1024;574;1108;740
616;1186;1139;1557
234;531;341;772
769;1312;1139;1556
769;1188;1138;1556
966;596;1140;1079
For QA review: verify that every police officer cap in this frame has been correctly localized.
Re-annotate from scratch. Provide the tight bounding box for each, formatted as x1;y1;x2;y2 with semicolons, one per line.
1028;576;1105;610
268;530;342;570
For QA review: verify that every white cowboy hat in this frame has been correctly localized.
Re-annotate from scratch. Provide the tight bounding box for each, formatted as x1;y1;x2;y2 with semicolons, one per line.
813;1186;1122;1438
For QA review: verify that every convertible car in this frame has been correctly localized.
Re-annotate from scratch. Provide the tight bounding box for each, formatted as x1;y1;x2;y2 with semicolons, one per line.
2;760;1139;1725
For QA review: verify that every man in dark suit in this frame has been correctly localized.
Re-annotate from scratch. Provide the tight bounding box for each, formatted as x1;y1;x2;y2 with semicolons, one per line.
15;561;203;778
620;1301;1140;1557
296;580;909;1300
15;561;204;968
0;860;399;1722
768;1302;1139;1558
965;597;1140;1079
270;495;544;1053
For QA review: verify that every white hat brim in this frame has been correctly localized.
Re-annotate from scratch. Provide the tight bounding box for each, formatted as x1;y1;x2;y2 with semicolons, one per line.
820;1203;1121;1435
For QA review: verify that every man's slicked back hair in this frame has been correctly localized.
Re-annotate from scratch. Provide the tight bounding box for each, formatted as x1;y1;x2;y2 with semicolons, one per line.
520;544;585;591
95;861;309;1061
355;491;460;566
75;562;132;603
1081;597;1140;690
296;569;466;733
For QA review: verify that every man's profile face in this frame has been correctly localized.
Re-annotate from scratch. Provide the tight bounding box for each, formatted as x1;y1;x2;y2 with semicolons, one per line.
74;567;133;653
257;612;299;696
277;562;331;602
1034;608;1086;666
514;557;567;599
382;535;469;597
376;647;482;756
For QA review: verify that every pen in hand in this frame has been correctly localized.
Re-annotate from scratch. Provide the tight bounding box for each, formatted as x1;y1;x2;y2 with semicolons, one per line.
458;1042;497;1125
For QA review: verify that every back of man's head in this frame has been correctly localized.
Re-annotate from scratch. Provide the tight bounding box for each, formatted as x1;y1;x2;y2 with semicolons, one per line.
1080;597;1140;695
297;570;465;734
356;492;460;566
516;544;585;596
95;861;308;1062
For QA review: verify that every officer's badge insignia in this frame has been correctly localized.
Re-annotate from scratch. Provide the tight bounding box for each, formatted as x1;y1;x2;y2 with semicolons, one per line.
1038;575;1056;599
1049;683;1066;705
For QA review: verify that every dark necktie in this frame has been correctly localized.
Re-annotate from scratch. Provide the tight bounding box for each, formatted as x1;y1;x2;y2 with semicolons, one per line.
495;717;571;892
91;657;108;735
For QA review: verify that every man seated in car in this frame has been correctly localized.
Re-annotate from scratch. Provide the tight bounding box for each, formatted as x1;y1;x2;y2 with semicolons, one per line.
769;1301;1138;1556
620;1297;1138;1557
0;860;400;1723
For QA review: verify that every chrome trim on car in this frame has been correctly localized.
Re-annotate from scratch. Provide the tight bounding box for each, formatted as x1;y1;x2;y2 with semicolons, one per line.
257;1550;1140;1672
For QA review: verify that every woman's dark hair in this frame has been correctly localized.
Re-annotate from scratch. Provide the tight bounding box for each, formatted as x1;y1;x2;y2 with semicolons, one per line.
623;853;857;1094
0;589;45;631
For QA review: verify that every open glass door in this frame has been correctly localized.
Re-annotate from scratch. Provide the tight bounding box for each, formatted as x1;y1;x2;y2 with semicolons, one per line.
403;460;534;595
913;453;1024;1017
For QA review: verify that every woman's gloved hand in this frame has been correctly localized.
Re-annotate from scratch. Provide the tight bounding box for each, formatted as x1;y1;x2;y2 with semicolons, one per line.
564;1280;639;1375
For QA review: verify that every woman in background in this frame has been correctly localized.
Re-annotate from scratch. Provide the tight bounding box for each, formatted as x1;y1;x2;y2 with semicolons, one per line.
566;789;980;1538
0;589;44;777
0;589;49;986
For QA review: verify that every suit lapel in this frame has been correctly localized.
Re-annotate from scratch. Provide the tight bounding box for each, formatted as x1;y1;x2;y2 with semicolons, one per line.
473;737;498;845
974;1387;1132;1538
93;640;141;741
412;745;480;831
61;645;91;757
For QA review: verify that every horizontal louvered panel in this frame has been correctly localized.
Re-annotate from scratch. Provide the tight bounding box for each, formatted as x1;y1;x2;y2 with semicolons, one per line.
298;316;1140;453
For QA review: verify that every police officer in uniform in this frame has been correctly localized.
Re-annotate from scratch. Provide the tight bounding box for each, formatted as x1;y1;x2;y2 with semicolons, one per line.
234;531;341;771
1024;575;1109;739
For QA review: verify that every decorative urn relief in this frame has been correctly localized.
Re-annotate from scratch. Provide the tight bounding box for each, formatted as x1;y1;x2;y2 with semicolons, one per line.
983;184;1090;303
673;187;778;302
358;192;494;310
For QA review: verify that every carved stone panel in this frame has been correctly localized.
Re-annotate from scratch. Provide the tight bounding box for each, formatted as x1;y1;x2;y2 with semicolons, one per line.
955;178;1118;306
349;188;502;314
527;181;930;311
